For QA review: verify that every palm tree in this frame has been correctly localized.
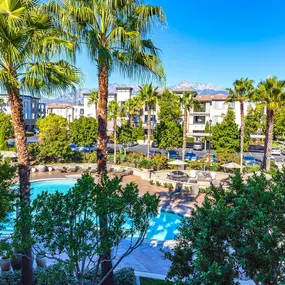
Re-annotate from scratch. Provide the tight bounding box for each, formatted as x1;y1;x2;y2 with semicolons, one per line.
57;0;166;178
138;84;159;157
0;1;81;283
123;97;142;127
255;77;285;171
54;2;165;283
179;91;198;161
226;78;255;171
108;100;120;164
88;90;98;119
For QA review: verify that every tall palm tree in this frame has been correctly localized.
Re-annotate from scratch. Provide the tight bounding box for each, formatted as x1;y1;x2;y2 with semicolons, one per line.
88;90;98;119
55;2;165;283
0;1;81;283
255;77;285;171
123;97;142;127
108;100;120;164
138;84;159;157
56;0;165;178
179;91;198;161
226;78;255;171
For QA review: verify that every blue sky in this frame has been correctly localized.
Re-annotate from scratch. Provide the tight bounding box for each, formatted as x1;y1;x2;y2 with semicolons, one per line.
76;0;285;89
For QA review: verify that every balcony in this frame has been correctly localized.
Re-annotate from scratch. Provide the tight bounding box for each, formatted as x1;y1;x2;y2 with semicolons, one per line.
193;116;206;125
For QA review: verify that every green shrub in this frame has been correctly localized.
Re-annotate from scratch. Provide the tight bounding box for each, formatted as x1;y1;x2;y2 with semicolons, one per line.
245;164;260;173
114;267;136;285
0;270;21;285
151;154;168;171
168;183;174;190
163;182;169;188
28;142;40;164
139;158;154;169
83;152;97;163
149;180;155;185
155;181;161;187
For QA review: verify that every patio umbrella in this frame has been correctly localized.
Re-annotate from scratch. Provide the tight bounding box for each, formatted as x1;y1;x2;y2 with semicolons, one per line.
167;160;188;171
221;162;242;169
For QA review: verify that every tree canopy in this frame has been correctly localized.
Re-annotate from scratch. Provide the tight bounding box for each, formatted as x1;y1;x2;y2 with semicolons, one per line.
33;174;159;285
37;114;71;162
211;107;240;153
154;121;182;149
69;116;98;146
0;113;13;140
245;105;266;135
166;170;285;284
158;89;182;123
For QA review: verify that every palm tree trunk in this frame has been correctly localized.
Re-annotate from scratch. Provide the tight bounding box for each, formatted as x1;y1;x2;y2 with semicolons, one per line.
240;101;244;173
113;117;117;164
182;108;187;160
97;64;114;285
129;114;133;127
8;88;33;285
97;64;108;176
147;104;151;157
263;107;274;171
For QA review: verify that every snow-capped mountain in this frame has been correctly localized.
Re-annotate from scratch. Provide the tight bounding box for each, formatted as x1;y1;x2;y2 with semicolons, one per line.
40;81;227;104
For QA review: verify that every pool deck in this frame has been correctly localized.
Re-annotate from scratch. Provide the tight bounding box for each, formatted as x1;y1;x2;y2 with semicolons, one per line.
29;171;207;279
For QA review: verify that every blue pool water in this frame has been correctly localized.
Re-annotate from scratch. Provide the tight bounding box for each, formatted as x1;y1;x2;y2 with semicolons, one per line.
3;180;182;241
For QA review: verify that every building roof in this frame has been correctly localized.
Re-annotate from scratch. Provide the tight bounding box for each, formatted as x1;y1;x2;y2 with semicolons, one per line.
196;94;228;101
47;103;74;109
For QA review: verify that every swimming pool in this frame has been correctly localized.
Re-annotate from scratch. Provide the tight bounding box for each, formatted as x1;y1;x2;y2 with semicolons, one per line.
3;180;182;241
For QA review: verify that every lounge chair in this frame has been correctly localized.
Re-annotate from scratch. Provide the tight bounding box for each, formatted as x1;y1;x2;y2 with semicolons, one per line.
171;182;183;197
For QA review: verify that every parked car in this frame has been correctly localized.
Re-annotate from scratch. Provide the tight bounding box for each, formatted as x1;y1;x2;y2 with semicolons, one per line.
282;149;285;156
168;150;179;159
243;155;256;166
107;147;114;154
184;152;197;161
193;143;203;151
78;145;97;152
151;140;158;148
149;150;162;157
31;128;40;135
126;141;138;147
70;143;78;152
272;147;281;155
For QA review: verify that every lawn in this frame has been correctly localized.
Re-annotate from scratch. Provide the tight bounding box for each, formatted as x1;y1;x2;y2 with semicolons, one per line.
140;277;172;285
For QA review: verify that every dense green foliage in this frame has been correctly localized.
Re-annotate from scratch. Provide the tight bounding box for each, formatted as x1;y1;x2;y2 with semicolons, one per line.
154;121;182;149
37;114;71;162
158;90;181;123
117;125;135;146
0;113;13;140
211;107;240;153
0;163;16;256
244;105;266;135
69;116;98;146
166;170;285;284
273;108;285;139
32;174;159;284
133;120;145;140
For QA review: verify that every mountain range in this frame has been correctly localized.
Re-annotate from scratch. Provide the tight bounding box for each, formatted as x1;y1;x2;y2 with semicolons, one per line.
40;81;228;104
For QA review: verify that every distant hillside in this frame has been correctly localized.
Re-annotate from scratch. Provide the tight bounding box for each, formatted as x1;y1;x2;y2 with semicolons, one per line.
41;81;228;104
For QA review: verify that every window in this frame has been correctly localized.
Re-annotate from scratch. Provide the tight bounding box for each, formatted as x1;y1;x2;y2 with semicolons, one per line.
145;105;156;111
32;113;35;119
32;103;35;109
144;115;156;123
193;116;206;124
25;113;28;119
80;109;84;115
194;103;206;112
214;101;224;109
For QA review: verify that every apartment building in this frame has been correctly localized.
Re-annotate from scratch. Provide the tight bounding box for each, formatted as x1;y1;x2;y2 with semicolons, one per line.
46;103;84;122
0;94;46;130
